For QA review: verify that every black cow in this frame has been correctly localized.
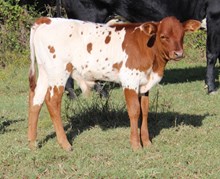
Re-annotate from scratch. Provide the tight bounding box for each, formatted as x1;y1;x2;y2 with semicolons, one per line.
61;0;220;94
206;0;220;93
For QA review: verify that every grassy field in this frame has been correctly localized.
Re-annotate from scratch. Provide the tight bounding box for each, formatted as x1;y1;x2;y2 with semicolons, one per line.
0;32;220;178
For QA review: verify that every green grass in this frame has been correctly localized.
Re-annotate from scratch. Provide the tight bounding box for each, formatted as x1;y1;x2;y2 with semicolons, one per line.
1;32;220;178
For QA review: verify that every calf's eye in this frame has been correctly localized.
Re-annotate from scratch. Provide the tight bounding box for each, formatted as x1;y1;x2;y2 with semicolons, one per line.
160;35;167;40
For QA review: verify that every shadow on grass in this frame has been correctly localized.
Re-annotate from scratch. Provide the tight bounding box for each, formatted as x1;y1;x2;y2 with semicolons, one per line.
162;66;206;84
148;112;209;139
66;110;208;144
162;66;219;88
38;102;208;148
0;116;25;134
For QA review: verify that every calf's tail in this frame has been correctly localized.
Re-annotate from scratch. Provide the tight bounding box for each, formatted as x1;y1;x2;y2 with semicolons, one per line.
29;26;36;92
28;17;52;92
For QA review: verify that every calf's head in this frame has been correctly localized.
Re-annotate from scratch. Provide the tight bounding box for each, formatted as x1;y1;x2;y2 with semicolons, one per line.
142;16;201;60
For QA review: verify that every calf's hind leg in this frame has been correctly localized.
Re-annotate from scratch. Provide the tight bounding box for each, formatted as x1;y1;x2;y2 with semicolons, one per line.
28;89;43;150
28;65;47;150
45;86;72;151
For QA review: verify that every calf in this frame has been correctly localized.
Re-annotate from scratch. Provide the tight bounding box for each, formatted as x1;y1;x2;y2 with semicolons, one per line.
28;17;200;151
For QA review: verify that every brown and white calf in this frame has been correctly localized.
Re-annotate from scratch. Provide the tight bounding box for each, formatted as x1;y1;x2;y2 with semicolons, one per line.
28;16;200;151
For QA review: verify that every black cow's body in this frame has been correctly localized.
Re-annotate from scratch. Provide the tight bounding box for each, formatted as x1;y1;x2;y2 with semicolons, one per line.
61;0;220;93
62;0;207;22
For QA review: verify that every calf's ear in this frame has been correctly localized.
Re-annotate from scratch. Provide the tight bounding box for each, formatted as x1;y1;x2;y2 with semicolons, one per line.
183;20;201;32
142;22;158;36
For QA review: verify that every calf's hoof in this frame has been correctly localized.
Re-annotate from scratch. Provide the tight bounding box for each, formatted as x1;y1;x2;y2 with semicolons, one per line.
60;142;72;152
130;142;142;151
142;140;152;148
28;141;38;150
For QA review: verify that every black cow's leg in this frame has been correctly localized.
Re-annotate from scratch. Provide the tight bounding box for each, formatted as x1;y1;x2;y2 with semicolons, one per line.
94;81;109;98
65;78;109;99
65;77;76;99
206;51;218;94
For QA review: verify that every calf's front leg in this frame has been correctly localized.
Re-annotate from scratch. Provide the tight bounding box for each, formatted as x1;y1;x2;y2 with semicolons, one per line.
124;88;142;151
140;92;151;147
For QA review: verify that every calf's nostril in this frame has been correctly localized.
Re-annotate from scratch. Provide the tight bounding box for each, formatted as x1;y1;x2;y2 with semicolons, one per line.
174;50;183;57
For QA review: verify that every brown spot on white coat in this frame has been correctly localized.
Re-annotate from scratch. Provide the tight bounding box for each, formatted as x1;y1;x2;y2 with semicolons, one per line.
87;43;93;54
35;17;51;25
105;31;112;44
66;63;73;73
48;45;55;54
112;61;123;71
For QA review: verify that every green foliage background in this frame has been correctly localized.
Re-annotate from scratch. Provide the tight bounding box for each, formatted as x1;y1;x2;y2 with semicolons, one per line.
0;0;34;68
0;0;34;52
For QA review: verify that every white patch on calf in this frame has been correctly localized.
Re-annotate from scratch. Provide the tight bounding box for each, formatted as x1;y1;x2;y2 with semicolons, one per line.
139;71;162;94
119;67;162;94
119;67;144;93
